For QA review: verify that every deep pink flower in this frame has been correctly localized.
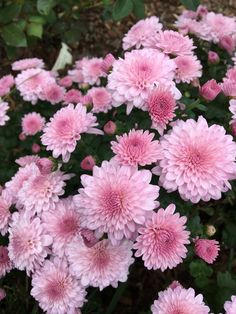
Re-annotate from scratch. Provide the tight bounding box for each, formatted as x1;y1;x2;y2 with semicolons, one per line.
88;87;112;113
103;121;116;135
36;158;53;174
58;76;73;88
0;246;12;278
80;155;95;171
0;75;14;97
12;58;44;71
22;112;45;135
200;79;221;101
208;51;219;64
0;190;12;235
224;295;236;314
231;121;236;136
174;55;202;83
42;83;65;104
219;35;235;54
63;89;82;104
196;5;208;17
0;102;9;126
194;239;220;264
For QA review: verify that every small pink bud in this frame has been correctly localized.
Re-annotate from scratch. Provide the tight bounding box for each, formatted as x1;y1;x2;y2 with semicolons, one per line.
103;121;116;135
219;35;235;54
101;53;116;73
196;5;208;17
58;76;73;88
208;51;219;64
80;228;98;248
80;155;95;171
194;238;220;264
37;158;53;174
19;132;26;141
0;288;6;301
32;143;41;154
169;281;183;290
231;121;236;136
200;79;221;101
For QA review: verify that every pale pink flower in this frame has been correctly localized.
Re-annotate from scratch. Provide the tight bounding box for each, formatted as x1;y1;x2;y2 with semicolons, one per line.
80;228;98;247
199;79;221;101
0;102;10;126
64;89;82;104
196;5;208;17
15;155;40;167
68;68;84;84
42;83;65;104
219;35;235;54
12;58;44;71
15;155;53;174
0;190;12;235
122;16;163;50
41;104;103;162
208;51;219;64
0;246;12;278
81;57;106;85
101;53;116;73
111;129;162;167
174;55;202;83
66;238;134;290
31;258;86;314
224;295;236;314
147;86;177;135
8;211;52;274
73;160;160;244
134;204;190;271
103;121;116;135
88;87;112;113
151;285;210;314
22;112;45;135
194;239;220;264
58;76;73;88
169;281;183;290
157;116;236;203
226;67;236;81
0;75;14;97
221;80;236;97
229;99;236;122
32;143;41;153
80;155;95;171
0;288;6;301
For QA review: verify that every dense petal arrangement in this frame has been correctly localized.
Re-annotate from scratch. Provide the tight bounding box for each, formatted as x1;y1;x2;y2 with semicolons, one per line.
194;239;220;264
22;112;45;135
88;87;112;113
12;58;44;71
174;55;202;83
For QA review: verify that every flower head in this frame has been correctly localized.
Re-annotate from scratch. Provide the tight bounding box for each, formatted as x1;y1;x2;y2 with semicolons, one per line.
0;190;12;235
0;75;14;97
12;58;44;71
0;102;10;126
80;155;95;171
22;112;45;135
88;87;112;113
224;295;236;314
174;55;202;83
64;89;82;104
199;79;221;101
194;238;220;264
42;83;65;104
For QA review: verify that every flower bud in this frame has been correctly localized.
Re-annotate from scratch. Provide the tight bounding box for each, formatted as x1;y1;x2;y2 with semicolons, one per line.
80;155;95;171
101;53;116;73
103;121;116;135
19;132;26;141
32;143;41;154
37;158;53;174
205;225;216;237
219;35;235;54
200;79;221;101
208;51;219;64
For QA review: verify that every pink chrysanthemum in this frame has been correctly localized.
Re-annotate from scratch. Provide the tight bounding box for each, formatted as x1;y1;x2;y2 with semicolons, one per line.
41;104;103;162
134;204;190;271
0;75;14;97
147;86;177;135
122;16;163;50
157;116;236;203
101;53;116;73
8;211;52;274
58;76;73;88
0;246;12;278
64;89;82;104
145;30;195;56
31;258;86;314
88;87;112;113
221;79;236;97
21;112;45;135
151;285;210;314
199;79;221;101
66;238;134;290
42;83;65;104
0;102;10;126
81;57;106;85
111;129;162;167
74;160;159;244
12;58;44;71
174;55;202;83
0;190;12;235
107;48;180;114
194;239;220;264
229;99;236;121
15;155;53;174
15;155;40;167
225;67;236;81
224;295;236;314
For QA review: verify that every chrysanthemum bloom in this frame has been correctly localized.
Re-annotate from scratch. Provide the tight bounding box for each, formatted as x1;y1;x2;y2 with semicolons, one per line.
68;68;84;84
219;35;235;54
208;51;219;64
80;228;98;247
15;155;40;167
101;53;116;73
0;75;14;97
111;129;162;167
58;76;73;88
42;198;82;257
42;83;65;104
80;94;92;105
221;79;236;97
151;286;210;314
21;112;45;136
122;16;162;50
157;116;236;203
0;190;12;235
81;57;106;85
41;104;103;162
81;155;95;171
32;143;41;153
194;239;220;264
199;79;221;101
66;238;134;290
64;89;82;104
31;258;86;314
103;121;116;135
134;204;190;271
15;155;53;174
107;48;179;114
0;288;6;301
0;246;12;278
226;67;236;81
88;87;112;113
0;102;10;126
15;68;55;104
196;5;208;17
12;58;44;71
224;295;236;314
174;55;202;83
145;30;195;56
8;212;52;274
147;86;177;135
74;160;160;243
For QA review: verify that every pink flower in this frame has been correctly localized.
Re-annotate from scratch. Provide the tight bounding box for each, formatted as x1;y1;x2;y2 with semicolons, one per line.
63;89;82;104
221;80;236;97
73;160;160;244
36;158;53;174
12;58;44;71
66;238;134;290
42;83;65;104
224;295;236;314
196;5;208;17
219;35;235;54
226;67;236;81
41;104;103;162
58;76;73;88
68;68;84;84
0;102;9;126
103;121;116;135
80;94;92;105
0;190;12;235
0;75;14;97
134;204;190;271
31;258;86;314
111;129;162;167
194;239;220;264
157;116;236;203
208;51;219;64
15;155;40;167
101;53;116;73
80;155;95;170
19;132;26;141
81;57;106;85
151;285;210;314
0;288;6;301
169;281;183;290
231;121;236;136
80;228;98;247
147;86;177;135
22;112;45;135
199;79;221;101
0;246;12;278
8;211;52;274
32;143;41;153
122;16;162;50
174;55;202;83
88;87;112;113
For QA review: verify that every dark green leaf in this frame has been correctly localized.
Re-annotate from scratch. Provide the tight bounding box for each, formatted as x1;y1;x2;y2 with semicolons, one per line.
0;3;22;24
133;0;145;19
27;22;43;38
217;272;236;290
112;0;133;21
29;15;46;24
223;223;236;248
187;215;203;236
1;23;27;47
37;0;55;15
180;0;200;11
190;260;213;278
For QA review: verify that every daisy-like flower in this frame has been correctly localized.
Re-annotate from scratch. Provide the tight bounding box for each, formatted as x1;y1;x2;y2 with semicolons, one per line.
224;295;236;314
64;89;82;104
111;129;162;167
22;112;45;136
12;58;44;71
107;48;180;114
42;83;65;104
0;102;10;126
31;258;86;314
74;160;160;244
0;190;12;235
66;238;134;290
41;104;103;162
0;246;12;278
147;86;177;135
151;285;210;314
0;75;14;97
15;155;53;174
8;211;52;274
81;57;106;85
194;239;220;264
174;55;202;83
122;16;163;50
134;204;190;271
157;116;236;203
88;87;112;113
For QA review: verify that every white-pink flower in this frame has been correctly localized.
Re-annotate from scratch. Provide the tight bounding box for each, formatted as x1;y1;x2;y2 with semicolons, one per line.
81;57;106;85
0;190;12;235
22;112;45;135
0;102;10;126
0;75;14;97
0;246;12;278
12;58;44;71
174;55;202;83
88;87;112;113
224;295;236;314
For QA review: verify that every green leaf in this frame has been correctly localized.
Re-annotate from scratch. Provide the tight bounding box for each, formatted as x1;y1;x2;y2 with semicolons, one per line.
133;0;145;19
190;260;213;279
217;272;236;290
180;0;200;11
223;223;236;248
112;0;133;21
37;0;55;15
0;3;22;24
29;15;46;24
1;23;27;47
187;215;203;237
27;22;43;38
